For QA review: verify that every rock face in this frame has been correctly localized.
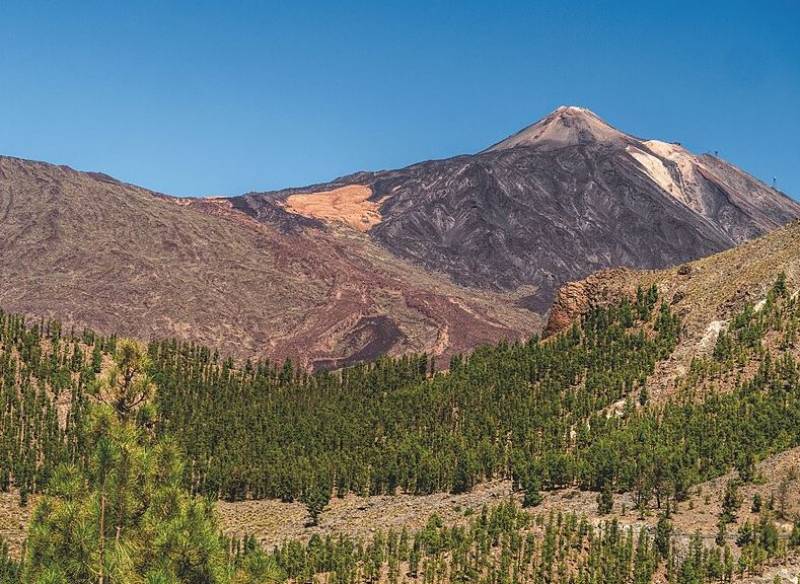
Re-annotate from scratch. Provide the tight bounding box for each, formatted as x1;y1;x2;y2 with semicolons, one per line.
544;269;635;336
243;107;800;309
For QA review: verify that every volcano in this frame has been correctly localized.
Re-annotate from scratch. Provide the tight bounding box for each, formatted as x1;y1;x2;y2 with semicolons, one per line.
1;107;797;365
239;106;800;310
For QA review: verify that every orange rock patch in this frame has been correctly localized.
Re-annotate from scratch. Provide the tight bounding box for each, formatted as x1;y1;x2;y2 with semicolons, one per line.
284;185;381;232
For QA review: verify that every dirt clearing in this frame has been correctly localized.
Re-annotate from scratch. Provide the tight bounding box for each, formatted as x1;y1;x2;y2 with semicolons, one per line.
285;185;381;231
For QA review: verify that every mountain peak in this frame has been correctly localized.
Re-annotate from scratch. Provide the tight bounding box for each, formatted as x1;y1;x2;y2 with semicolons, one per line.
486;106;633;152
554;105;594;114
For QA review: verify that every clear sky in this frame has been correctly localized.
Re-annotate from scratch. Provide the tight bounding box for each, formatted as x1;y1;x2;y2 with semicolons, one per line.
1;1;798;198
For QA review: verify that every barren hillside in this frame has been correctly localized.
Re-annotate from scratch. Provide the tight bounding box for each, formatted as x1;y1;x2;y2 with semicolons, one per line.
1;107;796;368
0;156;539;369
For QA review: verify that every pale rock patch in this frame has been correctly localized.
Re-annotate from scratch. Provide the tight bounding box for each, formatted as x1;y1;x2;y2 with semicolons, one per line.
284;185;382;232
626;146;683;200
700;320;727;351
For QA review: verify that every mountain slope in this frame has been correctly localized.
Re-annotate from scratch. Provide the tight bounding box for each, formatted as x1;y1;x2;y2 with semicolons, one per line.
0;107;797;367
242;107;799;308
546;219;800;401
548;220;800;338
0;156;539;369
485;105;635;151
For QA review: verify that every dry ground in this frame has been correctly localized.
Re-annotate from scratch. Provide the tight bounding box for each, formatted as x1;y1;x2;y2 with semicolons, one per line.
219;480;513;551
284;185;382;232
5;450;800;582
4;448;800;557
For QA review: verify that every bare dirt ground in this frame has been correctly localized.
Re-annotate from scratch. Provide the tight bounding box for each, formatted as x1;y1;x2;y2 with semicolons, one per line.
219;480;514;551
670;447;800;539
218;445;800;570
4;448;800;582
0;491;35;557
284;185;381;232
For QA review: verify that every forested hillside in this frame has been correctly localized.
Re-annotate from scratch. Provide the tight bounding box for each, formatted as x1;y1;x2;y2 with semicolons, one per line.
152;284;678;502
3;267;800;582
0;312;107;505
0;285;677;504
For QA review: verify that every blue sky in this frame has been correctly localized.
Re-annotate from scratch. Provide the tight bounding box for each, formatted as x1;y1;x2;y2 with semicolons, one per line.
1;1;798;197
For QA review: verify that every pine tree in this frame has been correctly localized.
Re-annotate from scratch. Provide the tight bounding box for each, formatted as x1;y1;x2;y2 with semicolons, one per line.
18;340;281;584
0;540;19;584
522;469;543;508
597;483;614;515
655;514;672;560
302;480;331;527
720;480;741;524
